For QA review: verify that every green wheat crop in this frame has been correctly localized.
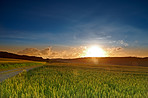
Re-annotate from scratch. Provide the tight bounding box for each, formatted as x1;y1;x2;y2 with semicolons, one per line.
0;62;44;69
0;58;45;71
0;64;148;98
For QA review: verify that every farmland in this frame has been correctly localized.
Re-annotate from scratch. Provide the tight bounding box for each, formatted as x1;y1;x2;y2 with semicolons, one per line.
0;58;45;71
0;58;45;82
0;62;148;98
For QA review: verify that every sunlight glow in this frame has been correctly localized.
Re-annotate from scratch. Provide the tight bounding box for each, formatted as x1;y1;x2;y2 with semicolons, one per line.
82;45;107;57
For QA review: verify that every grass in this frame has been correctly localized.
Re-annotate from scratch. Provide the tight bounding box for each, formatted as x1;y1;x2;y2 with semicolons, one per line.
0;62;44;69
0;58;35;63
0;63;148;98
0;58;45;71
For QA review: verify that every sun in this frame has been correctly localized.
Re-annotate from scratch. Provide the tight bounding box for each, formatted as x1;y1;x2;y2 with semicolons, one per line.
82;45;107;57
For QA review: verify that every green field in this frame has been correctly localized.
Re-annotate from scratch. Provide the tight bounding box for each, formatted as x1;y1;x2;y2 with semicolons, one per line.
0;62;148;98
0;62;44;70
0;58;45;71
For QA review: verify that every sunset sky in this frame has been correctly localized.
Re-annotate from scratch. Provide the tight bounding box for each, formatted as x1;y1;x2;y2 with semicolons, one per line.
0;0;148;58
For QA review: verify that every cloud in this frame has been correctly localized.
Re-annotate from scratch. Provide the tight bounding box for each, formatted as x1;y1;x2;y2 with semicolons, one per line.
111;40;129;47
116;47;122;51
106;47;123;56
17;46;85;59
41;47;52;56
18;47;53;58
118;40;129;46
17;45;127;58
106;47;123;52
18;48;41;56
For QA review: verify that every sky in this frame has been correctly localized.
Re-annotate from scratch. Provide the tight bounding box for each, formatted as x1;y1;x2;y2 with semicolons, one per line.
0;0;148;58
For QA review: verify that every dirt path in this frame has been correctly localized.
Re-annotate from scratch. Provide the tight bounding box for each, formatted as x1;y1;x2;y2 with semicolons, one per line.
0;66;42;82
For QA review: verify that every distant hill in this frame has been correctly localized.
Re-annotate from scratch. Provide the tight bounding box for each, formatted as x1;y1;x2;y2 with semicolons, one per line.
0;51;44;61
0;51;148;66
74;57;148;66
50;57;148;67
